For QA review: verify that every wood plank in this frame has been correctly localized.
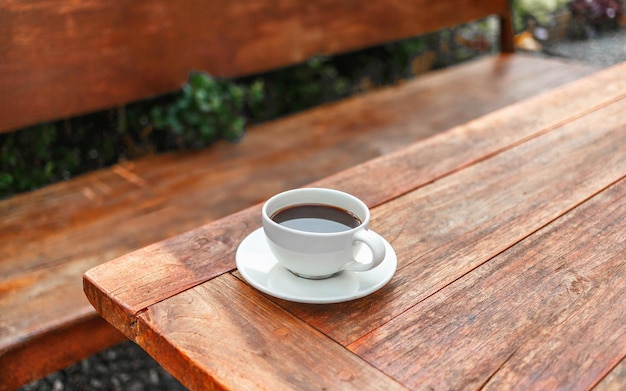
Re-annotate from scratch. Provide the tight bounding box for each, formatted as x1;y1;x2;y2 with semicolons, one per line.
277;97;626;345
134;273;408;390
348;178;626;390
82;64;624;339
0;0;511;132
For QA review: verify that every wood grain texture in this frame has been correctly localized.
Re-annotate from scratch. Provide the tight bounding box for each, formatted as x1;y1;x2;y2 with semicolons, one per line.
134;273;408;391
0;0;511;132
81;63;621;340
349;178;626;390
278;96;626;346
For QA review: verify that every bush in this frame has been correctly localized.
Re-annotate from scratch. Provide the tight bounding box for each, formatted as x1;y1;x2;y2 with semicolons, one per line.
0;120;119;196
513;0;571;31
150;72;264;148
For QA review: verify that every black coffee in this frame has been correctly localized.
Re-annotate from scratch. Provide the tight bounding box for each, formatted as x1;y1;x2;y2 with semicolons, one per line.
271;204;361;233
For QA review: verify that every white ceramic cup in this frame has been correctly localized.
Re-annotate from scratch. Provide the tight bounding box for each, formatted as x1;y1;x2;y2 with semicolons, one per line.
262;188;386;279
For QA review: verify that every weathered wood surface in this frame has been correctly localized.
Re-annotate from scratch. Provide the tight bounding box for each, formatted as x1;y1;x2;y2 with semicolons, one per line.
83;62;622;338
281;93;626;345
132;95;626;389
350;178;626;390
141;177;626;390
84;64;626;389
135;274;408;390
2;55;596;390
0;0;513;132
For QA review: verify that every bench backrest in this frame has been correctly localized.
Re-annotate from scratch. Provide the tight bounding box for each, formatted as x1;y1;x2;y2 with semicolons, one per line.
0;0;514;133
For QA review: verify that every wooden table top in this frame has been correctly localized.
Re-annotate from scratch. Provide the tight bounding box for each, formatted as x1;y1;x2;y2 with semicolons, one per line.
84;62;626;390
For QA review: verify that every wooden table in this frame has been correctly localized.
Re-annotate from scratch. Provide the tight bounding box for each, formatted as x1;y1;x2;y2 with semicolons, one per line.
84;62;626;390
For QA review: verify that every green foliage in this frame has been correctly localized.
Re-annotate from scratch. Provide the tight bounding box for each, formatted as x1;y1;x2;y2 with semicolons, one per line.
512;0;571;31
246;56;350;121
385;35;428;72
0;119;119;198
150;72;264;148
246;35;431;122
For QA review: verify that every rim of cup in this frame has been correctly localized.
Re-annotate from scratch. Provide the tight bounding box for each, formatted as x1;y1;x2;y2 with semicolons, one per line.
262;188;370;236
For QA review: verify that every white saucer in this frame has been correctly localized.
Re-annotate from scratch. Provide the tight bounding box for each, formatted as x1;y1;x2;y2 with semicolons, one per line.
236;228;397;304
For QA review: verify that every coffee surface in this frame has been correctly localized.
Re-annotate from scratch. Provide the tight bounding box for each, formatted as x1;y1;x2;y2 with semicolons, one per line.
271;204;361;233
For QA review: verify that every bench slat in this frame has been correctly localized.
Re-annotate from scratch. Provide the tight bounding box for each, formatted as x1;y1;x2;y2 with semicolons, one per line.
0;0;513;132
135;274;408;390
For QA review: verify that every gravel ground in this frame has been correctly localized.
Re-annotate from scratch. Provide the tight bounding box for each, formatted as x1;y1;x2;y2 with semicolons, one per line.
543;28;626;67
17;28;626;391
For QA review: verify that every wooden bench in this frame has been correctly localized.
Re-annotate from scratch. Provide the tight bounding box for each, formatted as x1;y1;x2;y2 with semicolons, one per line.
0;0;597;389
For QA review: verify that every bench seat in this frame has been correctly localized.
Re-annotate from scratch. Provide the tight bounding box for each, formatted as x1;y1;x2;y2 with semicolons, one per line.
0;53;597;389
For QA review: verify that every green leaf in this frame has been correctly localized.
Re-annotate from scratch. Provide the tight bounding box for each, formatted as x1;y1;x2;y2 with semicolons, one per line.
199;122;215;139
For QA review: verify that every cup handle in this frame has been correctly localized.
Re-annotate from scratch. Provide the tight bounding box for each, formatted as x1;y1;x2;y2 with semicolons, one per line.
342;229;386;272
